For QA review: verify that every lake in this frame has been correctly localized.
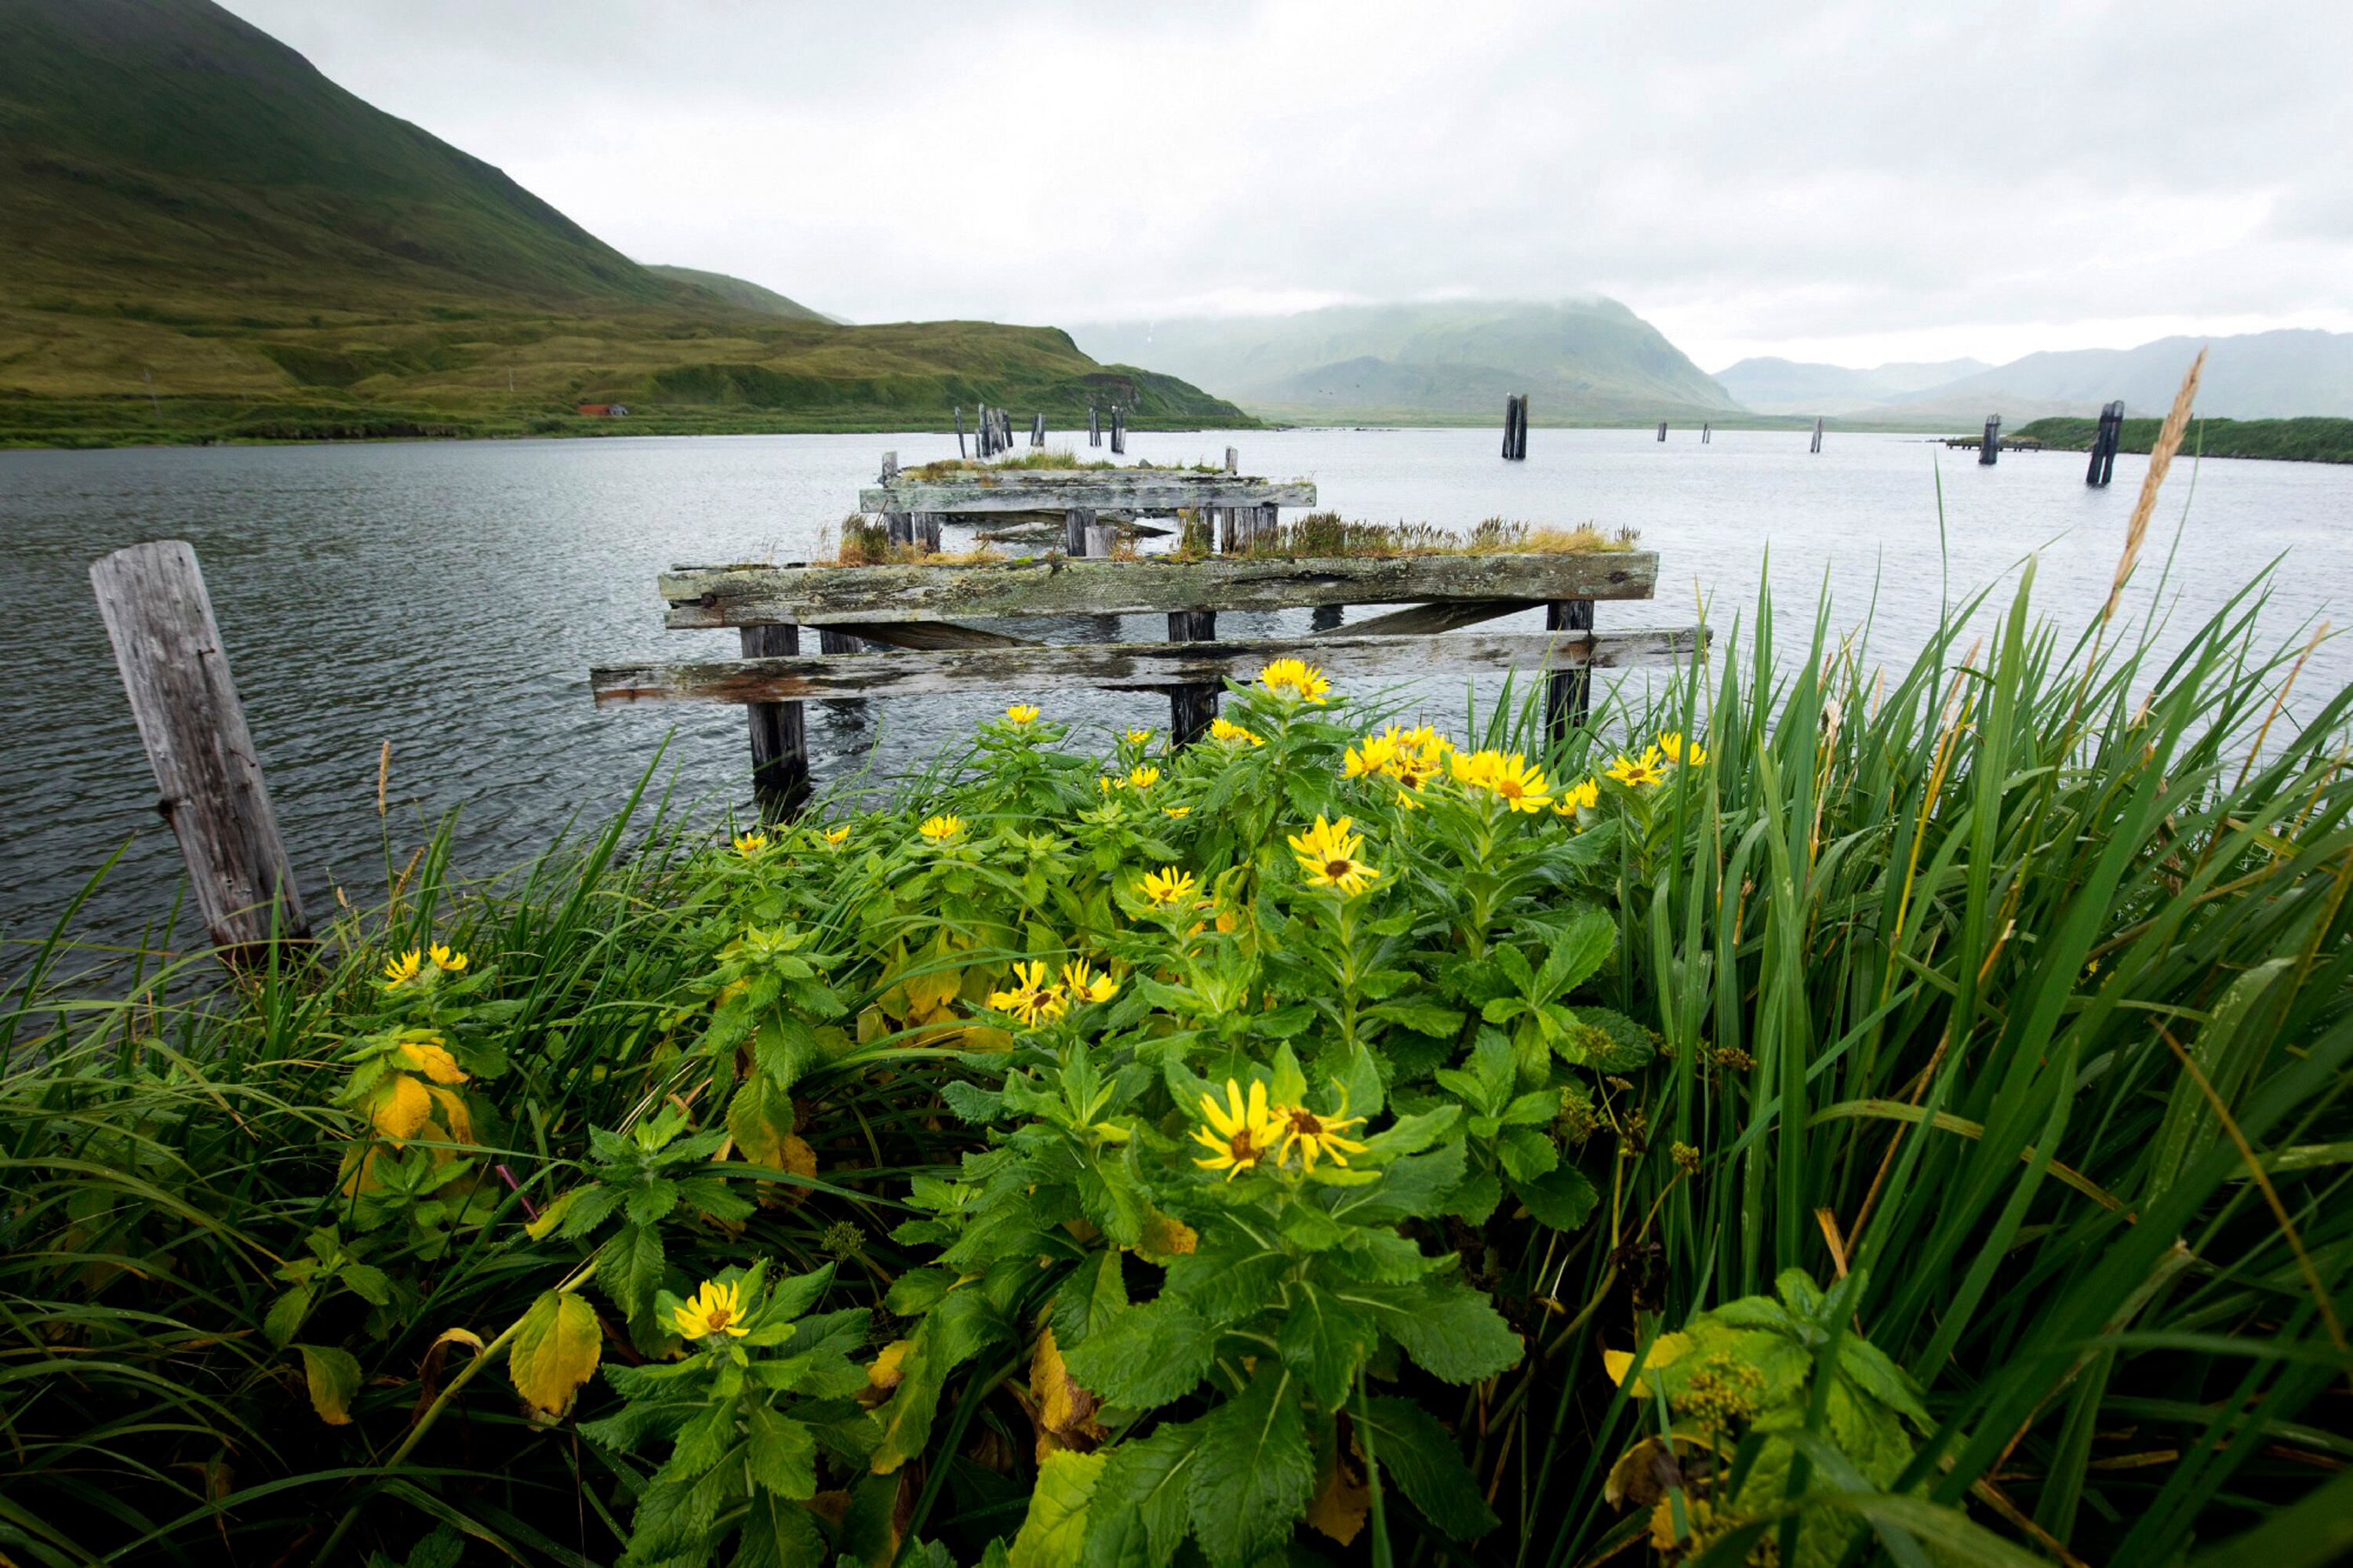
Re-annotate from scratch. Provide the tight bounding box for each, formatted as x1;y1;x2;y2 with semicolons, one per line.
5;426;2348;951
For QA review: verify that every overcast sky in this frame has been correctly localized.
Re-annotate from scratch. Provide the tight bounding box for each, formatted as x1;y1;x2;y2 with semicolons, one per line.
221;0;2351;371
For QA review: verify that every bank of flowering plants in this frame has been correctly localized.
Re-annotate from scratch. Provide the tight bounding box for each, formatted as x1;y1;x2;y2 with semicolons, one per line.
8;540;2353;1565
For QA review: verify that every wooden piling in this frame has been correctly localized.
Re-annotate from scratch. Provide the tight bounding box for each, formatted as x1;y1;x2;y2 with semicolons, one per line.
1544;598;1595;741
1066;508;1096;555
1657;421;1667;442
1810;417;1824;454
1980;415;2001;466
1702;423;1711;444
1167;610;1218;743
1088;404;1100;448
1517;395;1530;459
1225;446;1238;475
1032;413;1046;447
1109;406;1126;455
2088;401;2123;486
89;540;310;951
1503;395;1517;459
742;623;808;815
955;406;967;458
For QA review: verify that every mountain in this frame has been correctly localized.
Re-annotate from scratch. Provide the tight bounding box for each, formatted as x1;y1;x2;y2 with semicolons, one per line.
1075;299;1740;424
1871;330;2353;421
1711;357;1991;416
643;265;841;324
0;0;1246;443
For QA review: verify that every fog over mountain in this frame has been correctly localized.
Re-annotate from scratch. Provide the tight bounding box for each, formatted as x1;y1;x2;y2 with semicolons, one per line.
1867;329;2353;420
1712;358;1992;416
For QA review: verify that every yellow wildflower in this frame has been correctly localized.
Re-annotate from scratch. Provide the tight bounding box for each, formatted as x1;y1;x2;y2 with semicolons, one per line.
987;960;1067;1025
1208;716;1264;748
1006;704;1040;726
1272;1096;1369;1173
673;1278;752;1341
1140;867;1198;908
1125;728;1153;745
1061;956;1120;1006
1164;806;1191;819
1191;1079;1279;1179
1657;731;1707;766
1343;731;1399;780
1553;777;1601;817
733;831;769;858
1288;815;1380;897
918;813;965;843
1127;766;1161;790
427;942;468;973
822;825;852;847
1098;775;1118;794
1257;658;1331;704
382;949;423;987
1449;749;1553;812
1606;748;1667;788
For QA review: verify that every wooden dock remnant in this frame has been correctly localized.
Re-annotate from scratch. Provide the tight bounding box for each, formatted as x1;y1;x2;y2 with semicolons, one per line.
1500;395;1529;460
89;540;310;952
1031;413;1046;448
2087;400;2124;486
1088;405;1100;448
1980;415;2002;466
1701;423;1711;444
1109;406;1126;455
1810;417;1824;454
955;406;967;458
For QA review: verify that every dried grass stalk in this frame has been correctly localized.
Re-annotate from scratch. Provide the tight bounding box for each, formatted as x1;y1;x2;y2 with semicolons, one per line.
2103;349;2206;626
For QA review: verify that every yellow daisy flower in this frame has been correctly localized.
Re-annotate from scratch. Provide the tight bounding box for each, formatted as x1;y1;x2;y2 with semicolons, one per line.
1606;748;1667;788
673;1278;752;1340
987;960;1068;1025
1271;1096;1369;1173
1139;866;1198;908
918;813;965;843
1257;658;1330;704
1208;716;1264;748
1127;765;1161;790
733;831;769;858
1125;728;1153;745
1006;704;1040;726
1657;732;1707;766
427;942;468;973
1288;816;1380;897
1343;731;1399;780
1191;1079;1279;1179
382;949;423;987
822;825;852;847
1553;777;1601;817
1061;956;1120;1006
1164;806;1191;819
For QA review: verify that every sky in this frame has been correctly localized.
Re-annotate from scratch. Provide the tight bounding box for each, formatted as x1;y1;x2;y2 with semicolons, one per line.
220;0;2353;372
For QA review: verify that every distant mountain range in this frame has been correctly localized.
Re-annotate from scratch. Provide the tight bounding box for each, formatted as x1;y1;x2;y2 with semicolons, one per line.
0;0;1243;444
1711;358;1993;416
1076;300;1740;424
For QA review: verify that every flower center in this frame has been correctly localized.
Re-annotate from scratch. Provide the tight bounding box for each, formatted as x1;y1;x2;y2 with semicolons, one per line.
1231;1131;1262;1162
707;1306;731;1330
1326;859;1352;879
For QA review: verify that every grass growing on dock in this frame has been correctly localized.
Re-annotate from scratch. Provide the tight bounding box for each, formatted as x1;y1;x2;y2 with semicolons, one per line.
5;375;2348;1564
1177;511;1639;560
900;450;1230;480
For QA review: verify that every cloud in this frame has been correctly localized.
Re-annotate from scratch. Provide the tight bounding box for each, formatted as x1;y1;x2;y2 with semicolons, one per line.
220;0;2353;367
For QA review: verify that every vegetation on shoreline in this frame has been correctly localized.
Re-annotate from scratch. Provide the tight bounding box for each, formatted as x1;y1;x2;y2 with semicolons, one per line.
8;525;2349;1565
2014;413;2353;465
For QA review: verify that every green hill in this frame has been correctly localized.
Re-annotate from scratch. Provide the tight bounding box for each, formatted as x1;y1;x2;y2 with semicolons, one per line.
1075;299;1740;424
2013;414;2353;466
642;265;841;324
0;0;1246;445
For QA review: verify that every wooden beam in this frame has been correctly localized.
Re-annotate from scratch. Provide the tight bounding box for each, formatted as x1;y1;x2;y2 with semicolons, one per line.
1329;598;1533;638
664;551;1659;628
825;620;1036;651
594;628;1704;705
89;540;309;951
742;624;808;816
859;476;1315;515
1168;609;1218;743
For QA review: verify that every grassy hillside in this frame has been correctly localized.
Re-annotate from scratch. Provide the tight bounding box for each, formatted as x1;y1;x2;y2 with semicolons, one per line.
1075;299;1740;423
642;265;839;324
2015;413;2353;465
0;0;1246;444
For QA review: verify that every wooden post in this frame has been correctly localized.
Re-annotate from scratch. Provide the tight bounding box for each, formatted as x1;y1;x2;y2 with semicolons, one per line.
742;624;808;816
1032;413;1046;447
1980;415;2001;466
955;406;966;458
1702;423;1711;444
1110;407;1126;455
918;513;942;551
886;512;913;548
1168;609;1217;743
2089;401;2123;486
1088;404;1100;447
1066;508;1096;555
1657;421;1667;442
1503;395;1516;459
89;540;309;951
1518;394;1531;458
1544;598;1595;742
1224;446;1238;475
1810;417;1824;454
1310;605;1344;633
881;449;899;481
1086;520;1118;557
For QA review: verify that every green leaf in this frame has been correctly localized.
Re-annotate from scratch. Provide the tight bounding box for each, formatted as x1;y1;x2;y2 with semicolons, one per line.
1009;1449;1107;1568
337;1263;395;1307
733;1490;830;1568
507;1290;602;1417
1080;1421;1203;1568
1496;1125;1558;1181
1366;999;1466;1037
744;1402;817;1498
1511;1165;1598;1231
1185;1363;1315;1567
1364;1275;1522;1383
1051;1250;1129;1351
1360;1395;1498;1541
264;1285;313;1349
1277;1282;1374;1411
1332;1143;1467;1224
600;1221;666;1326
293;1343;362;1425
1064;1299;1215;1409
1538;906;1614;995
887;1268;958;1316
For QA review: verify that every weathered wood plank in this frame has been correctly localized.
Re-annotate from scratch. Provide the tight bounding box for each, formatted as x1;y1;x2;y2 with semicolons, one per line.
89;540;309;951
858;476;1315;515
664;551;1658;628
830;620;1036;651
1544;599;1595;738
594;628;1703;705
1167;609;1218;743
742;624;808;815
1329;598;1534;638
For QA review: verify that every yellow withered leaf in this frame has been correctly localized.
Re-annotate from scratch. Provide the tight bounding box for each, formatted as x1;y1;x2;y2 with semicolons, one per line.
294;1344;362;1426
1306;1436;1369;1545
1136;1213;1198;1259
1026;1327;1104;1461
867;1338;912;1392
507;1290;602;1418
424;1084;475;1144
372;1074;431;1140
398;1038;469;1084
